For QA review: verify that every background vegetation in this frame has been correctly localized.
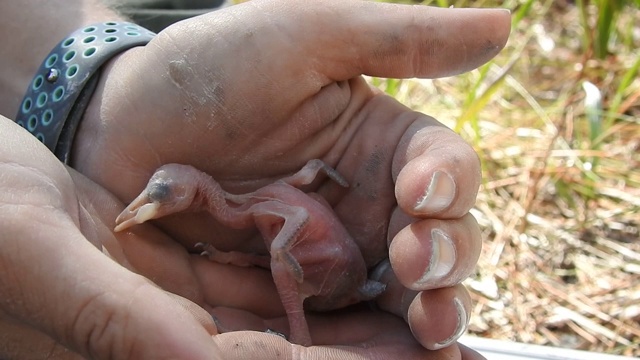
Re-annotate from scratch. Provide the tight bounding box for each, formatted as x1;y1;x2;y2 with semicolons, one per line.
373;0;640;356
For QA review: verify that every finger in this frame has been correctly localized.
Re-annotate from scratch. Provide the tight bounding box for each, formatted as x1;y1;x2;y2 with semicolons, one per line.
0;117;220;358
392;116;482;218
0;314;81;359
371;262;473;351
176;1;509;111
209;307;278;334
408;286;473;350
167;292;219;335
320;2;511;79
191;255;286;318
253;0;511;80
388;212;482;290
459;343;488;360
213;312;469;360
0;213;223;359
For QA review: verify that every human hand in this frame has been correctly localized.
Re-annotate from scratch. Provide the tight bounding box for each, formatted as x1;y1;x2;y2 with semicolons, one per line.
0;116;228;359
4;116;483;360
70;0;510;354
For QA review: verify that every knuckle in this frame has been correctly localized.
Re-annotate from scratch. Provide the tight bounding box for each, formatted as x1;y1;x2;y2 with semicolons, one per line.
68;292;134;360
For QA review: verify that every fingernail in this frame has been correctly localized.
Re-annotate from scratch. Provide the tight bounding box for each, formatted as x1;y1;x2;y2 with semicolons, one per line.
412;229;455;289
432;297;469;350
414;171;455;213
265;328;287;340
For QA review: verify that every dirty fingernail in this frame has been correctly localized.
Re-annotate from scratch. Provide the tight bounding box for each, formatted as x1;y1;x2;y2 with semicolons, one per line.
412;229;455;289
414;171;455;213
432;297;469;350
265;328;288;340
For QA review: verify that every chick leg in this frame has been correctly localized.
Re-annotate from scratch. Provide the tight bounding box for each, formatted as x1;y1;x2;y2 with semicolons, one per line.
279;159;348;188
251;201;312;346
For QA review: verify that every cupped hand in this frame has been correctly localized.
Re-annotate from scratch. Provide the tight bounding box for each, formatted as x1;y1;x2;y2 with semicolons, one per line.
0;117;225;359
2;116;487;360
71;0;510;352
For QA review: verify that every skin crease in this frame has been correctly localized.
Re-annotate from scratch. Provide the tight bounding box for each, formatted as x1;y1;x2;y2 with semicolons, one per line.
0;0;510;358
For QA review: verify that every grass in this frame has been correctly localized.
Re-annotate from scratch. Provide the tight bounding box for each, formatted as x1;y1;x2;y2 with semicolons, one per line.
374;0;640;356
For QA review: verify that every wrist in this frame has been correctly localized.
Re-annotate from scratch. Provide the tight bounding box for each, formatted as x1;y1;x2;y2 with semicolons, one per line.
0;1;125;117
14;22;155;163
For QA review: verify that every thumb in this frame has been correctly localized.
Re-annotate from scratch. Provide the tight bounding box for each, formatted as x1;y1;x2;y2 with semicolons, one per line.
250;0;511;80
309;2;512;79
0;217;222;360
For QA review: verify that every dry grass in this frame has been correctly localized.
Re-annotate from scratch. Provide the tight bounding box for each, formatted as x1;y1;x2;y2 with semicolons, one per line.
372;0;640;357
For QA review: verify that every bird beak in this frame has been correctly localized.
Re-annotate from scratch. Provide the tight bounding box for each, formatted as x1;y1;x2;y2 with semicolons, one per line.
114;195;161;232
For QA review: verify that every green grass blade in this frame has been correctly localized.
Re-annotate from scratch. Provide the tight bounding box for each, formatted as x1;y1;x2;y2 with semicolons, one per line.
511;0;535;28
604;55;640;129
576;0;592;55
594;0;616;59
455;63;511;135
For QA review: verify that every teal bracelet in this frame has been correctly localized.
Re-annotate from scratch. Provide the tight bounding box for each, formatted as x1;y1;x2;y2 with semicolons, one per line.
14;22;156;164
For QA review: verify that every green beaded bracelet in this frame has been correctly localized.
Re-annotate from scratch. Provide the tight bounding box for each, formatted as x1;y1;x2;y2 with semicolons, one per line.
14;22;156;164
